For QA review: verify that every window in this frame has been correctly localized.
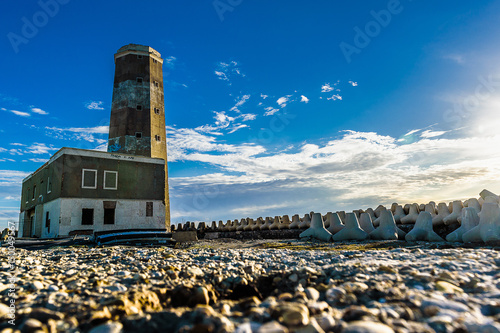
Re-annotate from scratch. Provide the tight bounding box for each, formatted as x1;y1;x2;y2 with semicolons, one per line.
154;107;160;115
136;77;143;83
135;132;142;139
104;171;118;190
32;185;36;200
153;59;158;64
47;177;52;194
26;188;30;203
82;209;94;225
146;202;153;217
137;55;143;59
45;212;50;232
136;105;143;111
155;135;161;142
82;169;97;189
154;81;159;88
104;208;115;224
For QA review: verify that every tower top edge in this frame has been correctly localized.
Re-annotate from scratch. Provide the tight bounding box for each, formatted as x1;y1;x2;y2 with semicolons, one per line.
115;44;162;58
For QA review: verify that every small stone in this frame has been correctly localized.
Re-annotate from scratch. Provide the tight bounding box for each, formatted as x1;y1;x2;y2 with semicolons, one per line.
435;281;463;294
29;308;64;322
289;274;298;283
89;321;123;333
0;303;10;319
277;302;309;327
257;321;289;333
48;285;59;292
32;281;44;290
343;320;394;333
104;284;127;292
326;287;345;302
305;287;320;302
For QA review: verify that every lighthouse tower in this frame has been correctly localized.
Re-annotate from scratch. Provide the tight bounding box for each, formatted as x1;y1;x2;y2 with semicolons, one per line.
108;44;170;228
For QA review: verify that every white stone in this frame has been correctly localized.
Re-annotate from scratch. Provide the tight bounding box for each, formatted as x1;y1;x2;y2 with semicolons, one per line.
332;213;368;241
300;213;332;242
405;212;444;242
446;207;479;242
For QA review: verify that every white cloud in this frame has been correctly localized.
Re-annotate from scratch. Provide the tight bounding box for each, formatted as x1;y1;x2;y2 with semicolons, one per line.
10;110;30;117
277;95;292;107
215;61;245;84
260;94;268;99
327;94;342;101
0;148;6;153
9;149;23;156
420;130;448;138
228;124;248;134
31;107;48;115
29;158;49;163
241;113;257;121
164;56;176;68
230;95;250;112
300;95;309;103
45;125;108;144
264;107;280;116
26;143;58;155
4;196;20;200
443;54;465;64
349;81;358;87
10;143;25;147
86;101;105;110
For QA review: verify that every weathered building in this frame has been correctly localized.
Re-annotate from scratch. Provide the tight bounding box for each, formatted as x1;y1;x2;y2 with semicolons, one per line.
19;44;171;238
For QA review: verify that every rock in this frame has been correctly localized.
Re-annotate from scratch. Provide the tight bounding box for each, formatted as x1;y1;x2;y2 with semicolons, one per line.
0;303;10;319
257;321;289;333
275;302;310;327
435;281;463;294
343;320;394;333
32;281;44;290
305;288;320;302
29;307;64;322
89;321;123;333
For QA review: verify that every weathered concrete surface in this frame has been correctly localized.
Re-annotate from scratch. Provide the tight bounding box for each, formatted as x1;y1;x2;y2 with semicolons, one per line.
172;231;198;242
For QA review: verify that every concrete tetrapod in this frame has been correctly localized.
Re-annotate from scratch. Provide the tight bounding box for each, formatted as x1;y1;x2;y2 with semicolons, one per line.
424;204;437;217
337;211;346;223
432;203;451;227
393;205;406;224
332;212;368;241
325;212;345;235
289;215;300;229
359;213;375;233
462;202;500;243
237;219;246;231
443;200;463;226
269;216;281;230
405;212;444;242
369;210;399;240
279;215;291;230
298;214;311;229
446;208;480;242
400;204;420;224
373;207;387;227
479;189;499;203
243;218;254;231
260;217;272;231
459;198;481;223
365;208;377;222
299;212;333;242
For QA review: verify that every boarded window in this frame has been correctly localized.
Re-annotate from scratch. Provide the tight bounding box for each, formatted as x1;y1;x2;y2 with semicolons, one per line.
82;209;94;225
136;105;143;111
32;185;36;200
137;55;143;59
82;169;97;189
136;77;143;83
136;132;142;139
45;212;50;232
104;171;118;190
104;208;115;225
146;202;153;217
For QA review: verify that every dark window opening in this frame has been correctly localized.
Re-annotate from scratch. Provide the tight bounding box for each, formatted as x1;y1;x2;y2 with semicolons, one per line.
45;212;50;232
26;189;30;203
154;81;159;88
155;135;161;142
136;77;143;83
137;55;143;59
32;185;36;200
82;209;94;225
146;202;153;217
154;107;161;115
47;178;52;193
104;208;115;225
136;105;143;111
136;132;142;139
153;59;158;64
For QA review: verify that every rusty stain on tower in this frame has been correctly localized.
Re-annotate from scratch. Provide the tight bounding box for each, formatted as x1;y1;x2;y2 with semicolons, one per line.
108;44;170;228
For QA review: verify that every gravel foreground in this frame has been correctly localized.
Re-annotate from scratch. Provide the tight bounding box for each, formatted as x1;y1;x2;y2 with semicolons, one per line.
1;239;500;333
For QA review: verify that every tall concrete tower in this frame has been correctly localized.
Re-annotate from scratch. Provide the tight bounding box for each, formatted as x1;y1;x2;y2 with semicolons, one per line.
108;44;170;228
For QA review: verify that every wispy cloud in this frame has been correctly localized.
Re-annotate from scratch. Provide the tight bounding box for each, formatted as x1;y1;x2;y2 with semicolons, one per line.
327;94;342;101
45;126;108;144
164;56;176;69
29;158;49;163
10;110;30;117
215;61;245;85
86;101;105;110
277;95;292;108
230;95;250;112
26;143;58;155
31;107;48;115
264;106;280;116
443;54;465;64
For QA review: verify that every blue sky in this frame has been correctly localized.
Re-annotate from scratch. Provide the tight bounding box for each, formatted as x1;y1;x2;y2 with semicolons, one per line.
1;0;500;228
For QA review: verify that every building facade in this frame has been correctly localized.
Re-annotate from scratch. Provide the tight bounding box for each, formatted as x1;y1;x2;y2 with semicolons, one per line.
18;44;171;238
19;148;166;238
